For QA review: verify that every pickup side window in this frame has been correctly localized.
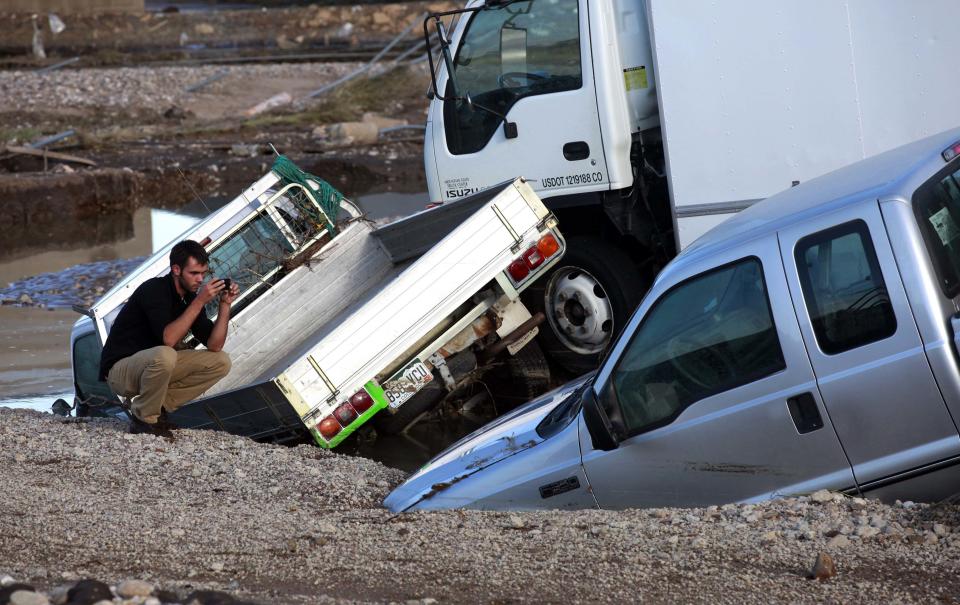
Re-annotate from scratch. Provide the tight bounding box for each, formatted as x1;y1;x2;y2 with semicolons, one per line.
444;0;582;155
604;258;785;436
913;160;960;298
795;220;896;354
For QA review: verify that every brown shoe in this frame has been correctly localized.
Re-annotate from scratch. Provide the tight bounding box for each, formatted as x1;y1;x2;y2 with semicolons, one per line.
129;413;175;441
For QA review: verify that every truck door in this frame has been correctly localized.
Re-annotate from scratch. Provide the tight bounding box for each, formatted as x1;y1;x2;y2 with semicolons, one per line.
580;236;855;508
778;202;960;489
427;0;613;203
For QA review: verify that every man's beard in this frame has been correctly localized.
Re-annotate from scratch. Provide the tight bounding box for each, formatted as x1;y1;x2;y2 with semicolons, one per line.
176;273;196;294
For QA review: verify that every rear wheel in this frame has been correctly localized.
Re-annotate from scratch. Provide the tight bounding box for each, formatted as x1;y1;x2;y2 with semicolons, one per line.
524;236;645;376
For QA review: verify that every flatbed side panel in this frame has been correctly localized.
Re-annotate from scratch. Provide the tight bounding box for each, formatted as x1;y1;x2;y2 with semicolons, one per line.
372;180;513;263
287;184;547;413
169;379;306;444
207;221;394;394
647;0;960;249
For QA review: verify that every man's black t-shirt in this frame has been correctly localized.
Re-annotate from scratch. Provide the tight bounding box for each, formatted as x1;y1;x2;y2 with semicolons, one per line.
99;273;214;380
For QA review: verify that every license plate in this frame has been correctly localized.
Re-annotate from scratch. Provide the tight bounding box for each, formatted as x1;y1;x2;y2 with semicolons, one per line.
383;359;433;409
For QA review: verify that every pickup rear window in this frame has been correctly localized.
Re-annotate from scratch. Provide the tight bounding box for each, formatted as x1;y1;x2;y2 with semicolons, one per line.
913;161;960;298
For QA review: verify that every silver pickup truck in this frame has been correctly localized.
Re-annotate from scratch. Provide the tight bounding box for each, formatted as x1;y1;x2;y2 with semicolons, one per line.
386;126;960;511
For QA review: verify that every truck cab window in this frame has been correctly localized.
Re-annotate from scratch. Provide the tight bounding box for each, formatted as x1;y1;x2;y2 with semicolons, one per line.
795;220;896;354
913;161;960;298
604;258;785;436
444;0;582;155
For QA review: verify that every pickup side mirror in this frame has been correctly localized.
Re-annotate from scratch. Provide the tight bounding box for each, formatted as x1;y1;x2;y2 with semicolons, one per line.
581;386;619;451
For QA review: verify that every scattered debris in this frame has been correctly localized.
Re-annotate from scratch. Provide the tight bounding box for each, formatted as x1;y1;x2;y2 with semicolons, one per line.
243;91;292;117
163;105;192;120
3;145;96;167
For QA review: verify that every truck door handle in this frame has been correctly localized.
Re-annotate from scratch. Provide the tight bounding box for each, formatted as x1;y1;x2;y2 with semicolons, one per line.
563;141;590;161
787;392;824;434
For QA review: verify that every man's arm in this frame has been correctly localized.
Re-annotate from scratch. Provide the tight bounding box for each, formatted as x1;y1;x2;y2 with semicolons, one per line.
205;282;240;352
162;280;223;347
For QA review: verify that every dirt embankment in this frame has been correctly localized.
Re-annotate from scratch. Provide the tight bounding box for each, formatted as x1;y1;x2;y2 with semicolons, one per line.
2;407;960;604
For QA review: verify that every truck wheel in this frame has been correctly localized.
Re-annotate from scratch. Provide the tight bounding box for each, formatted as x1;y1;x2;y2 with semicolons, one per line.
485;341;551;412
524;236;644;376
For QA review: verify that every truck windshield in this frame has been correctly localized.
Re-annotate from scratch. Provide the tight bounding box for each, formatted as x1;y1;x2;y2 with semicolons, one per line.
444;0;582;155
914;160;960;298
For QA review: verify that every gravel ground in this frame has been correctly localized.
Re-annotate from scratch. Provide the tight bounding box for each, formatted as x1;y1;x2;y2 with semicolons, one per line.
0;62;361;117
2;407;959;604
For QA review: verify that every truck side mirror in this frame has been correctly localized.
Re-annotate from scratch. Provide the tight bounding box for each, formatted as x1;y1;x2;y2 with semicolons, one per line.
581;387;619;451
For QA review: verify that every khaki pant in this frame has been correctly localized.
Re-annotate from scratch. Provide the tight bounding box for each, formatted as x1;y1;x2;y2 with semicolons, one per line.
106;346;231;424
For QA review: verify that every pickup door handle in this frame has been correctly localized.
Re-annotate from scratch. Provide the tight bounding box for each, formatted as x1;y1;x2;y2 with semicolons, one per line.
787;392;824;434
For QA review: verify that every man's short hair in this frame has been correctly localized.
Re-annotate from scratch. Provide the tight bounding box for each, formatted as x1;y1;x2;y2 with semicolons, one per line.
170;240;210;269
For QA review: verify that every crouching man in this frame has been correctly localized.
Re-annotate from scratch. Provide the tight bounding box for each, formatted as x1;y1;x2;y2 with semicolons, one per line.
99;240;238;437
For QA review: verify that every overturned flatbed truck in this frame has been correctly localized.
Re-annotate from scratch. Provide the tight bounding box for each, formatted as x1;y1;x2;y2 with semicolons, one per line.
70;159;565;447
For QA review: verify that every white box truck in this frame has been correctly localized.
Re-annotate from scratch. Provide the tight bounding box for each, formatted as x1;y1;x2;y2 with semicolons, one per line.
421;0;960;373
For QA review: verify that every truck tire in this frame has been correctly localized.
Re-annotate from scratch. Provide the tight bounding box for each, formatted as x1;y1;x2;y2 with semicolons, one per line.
524;236;645;376
485;341;552;412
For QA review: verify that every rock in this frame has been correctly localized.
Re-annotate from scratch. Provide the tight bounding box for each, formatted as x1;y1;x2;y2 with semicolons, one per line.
810;489;835;503
507;515;524;529
361;112;408;130
163;105;191;120
0;585;36;604
229;144;259;158
276;34;299;50
17;293;32;304
924;531;939;545
116;579;153;598
855;526;880;539
67;579;113;604
826;534;850;549
323;121;379;146
194;23;215;35
10;591;49;605
372;11;391;25
0;576;14;587
809;552;836;580
933;523;950;537
210;561;225;572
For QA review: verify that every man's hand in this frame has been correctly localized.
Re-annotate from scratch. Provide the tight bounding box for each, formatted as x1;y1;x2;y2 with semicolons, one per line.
196;279;226;305
220;280;240;305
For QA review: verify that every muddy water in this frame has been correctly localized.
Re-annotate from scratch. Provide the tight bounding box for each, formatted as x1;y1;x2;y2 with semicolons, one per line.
0;189;428;415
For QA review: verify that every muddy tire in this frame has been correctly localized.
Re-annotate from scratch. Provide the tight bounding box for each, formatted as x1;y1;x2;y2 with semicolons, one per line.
485;341;551;412
524;236;645;376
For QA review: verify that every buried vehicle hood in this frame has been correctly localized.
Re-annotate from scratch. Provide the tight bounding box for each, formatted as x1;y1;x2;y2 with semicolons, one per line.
383;373;594;512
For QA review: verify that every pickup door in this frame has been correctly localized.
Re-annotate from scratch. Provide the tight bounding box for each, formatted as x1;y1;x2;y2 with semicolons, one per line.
777;199;960;489
580;234;855;508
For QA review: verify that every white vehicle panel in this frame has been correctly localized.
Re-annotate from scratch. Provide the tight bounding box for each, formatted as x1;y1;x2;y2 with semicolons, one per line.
647;0;960;250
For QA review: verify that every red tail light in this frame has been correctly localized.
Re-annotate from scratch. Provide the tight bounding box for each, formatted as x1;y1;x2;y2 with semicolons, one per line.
508;258;529;281
317;416;341;440
350;389;374;413
538;233;560;258
523;246;544;269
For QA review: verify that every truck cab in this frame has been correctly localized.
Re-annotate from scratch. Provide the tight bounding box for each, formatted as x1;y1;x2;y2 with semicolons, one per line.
386;127;960;511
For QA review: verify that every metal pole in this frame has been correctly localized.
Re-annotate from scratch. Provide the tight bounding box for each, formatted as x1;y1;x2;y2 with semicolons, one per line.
27;129;75;149
184;68;229;93
35;56;79;74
